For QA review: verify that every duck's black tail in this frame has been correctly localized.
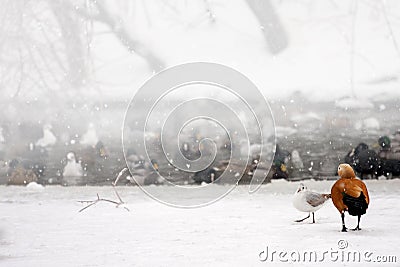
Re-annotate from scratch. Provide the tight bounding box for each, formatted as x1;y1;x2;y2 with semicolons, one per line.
343;192;368;216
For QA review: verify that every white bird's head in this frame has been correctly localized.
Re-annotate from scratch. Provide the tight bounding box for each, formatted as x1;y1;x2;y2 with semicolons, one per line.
43;124;52;131
88;123;95;130
296;183;307;193
67;152;76;162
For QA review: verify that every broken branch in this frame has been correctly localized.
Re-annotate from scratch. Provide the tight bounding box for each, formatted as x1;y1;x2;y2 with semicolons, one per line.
78;168;130;212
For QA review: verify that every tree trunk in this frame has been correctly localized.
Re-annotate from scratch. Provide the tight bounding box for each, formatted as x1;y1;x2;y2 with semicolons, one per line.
50;0;87;88
245;0;288;54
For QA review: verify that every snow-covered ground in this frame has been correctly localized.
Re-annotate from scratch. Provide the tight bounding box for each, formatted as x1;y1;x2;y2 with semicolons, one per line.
1;179;399;266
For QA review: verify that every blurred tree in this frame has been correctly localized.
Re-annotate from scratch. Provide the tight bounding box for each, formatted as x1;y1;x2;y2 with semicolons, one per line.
74;0;165;72
245;0;288;54
50;0;88;88
0;0;288;103
0;0;89;100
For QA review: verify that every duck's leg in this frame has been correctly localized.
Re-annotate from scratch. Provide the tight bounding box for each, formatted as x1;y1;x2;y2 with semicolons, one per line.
312;212;315;223
295;213;310;222
341;212;347;232
352;215;361;231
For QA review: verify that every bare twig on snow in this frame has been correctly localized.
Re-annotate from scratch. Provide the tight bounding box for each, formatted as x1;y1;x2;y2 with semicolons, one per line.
78;168;130;212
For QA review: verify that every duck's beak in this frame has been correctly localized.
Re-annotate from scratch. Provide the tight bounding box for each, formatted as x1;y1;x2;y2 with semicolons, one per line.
153;163;159;171
100;148;107;157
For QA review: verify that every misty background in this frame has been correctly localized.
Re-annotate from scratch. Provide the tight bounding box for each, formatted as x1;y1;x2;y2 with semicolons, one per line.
1;0;400;185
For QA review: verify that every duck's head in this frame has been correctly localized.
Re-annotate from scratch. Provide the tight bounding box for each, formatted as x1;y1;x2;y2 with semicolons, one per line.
151;159;159;171
338;163;355;179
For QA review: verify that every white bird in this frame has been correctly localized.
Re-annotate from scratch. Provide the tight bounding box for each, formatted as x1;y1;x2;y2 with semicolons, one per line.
126;156;159;186
292;183;331;223
291;150;304;169
63;152;83;178
80;123;99;147
36;124;57;147
0;126;5;143
0;127;5;151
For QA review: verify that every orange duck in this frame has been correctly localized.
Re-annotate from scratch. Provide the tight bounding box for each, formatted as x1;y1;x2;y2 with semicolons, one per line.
331;163;370;232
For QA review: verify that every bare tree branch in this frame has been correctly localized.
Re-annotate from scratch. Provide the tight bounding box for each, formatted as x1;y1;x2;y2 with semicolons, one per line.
37;19;68;74
77;193;123;212
78;168;130;212
203;0;216;23
12;45;24;98
24;42;53;93
380;0;400;61
75;0;165;72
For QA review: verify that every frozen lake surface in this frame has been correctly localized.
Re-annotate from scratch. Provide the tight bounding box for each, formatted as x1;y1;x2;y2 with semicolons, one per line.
1;179;399;266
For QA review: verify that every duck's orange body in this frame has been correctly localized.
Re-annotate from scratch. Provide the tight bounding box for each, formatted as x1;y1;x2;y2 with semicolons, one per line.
331;177;370;213
331;163;369;231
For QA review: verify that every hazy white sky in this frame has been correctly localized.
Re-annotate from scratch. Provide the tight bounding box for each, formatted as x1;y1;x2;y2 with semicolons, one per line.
90;0;400;102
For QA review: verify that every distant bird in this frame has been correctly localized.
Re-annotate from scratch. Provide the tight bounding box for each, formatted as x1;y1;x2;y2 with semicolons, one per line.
7;169;38;185
95;141;109;158
7;158;46;182
193;166;219;184
331;163;370;232
0;160;8;184
35;124;57;148
291;150;304;169
75;140;111;182
0;126;4;143
293;183;331;223
0;126;5;152
345;143;379;179
80;123;99;147
271;144;290;179
7;159;39;185
63;152;83;178
126;154;159;185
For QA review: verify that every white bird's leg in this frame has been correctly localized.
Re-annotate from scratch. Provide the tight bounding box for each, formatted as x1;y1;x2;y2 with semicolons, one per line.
295;213;310;222
312;212;315;223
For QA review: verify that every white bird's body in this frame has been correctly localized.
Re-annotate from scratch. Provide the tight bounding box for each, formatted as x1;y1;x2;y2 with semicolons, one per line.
293;183;331;223
63;152;83;177
0;127;5;151
293;190;326;213
80;123;99;147
0;127;5;143
291;150;304;169
36;124;57;147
